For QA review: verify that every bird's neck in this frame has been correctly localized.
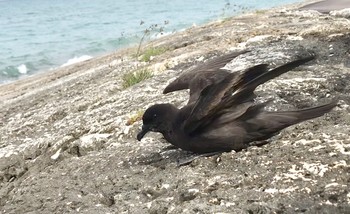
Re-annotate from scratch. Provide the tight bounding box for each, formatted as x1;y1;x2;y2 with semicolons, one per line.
161;107;191;149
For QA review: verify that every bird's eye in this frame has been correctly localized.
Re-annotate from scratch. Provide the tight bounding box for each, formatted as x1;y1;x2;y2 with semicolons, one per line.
153;114;157;118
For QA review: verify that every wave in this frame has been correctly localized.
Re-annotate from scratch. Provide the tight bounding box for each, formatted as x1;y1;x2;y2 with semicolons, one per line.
0;63;32;84
0;63;32;77
151;31;174;39
17;64;28;74
60;55;93;67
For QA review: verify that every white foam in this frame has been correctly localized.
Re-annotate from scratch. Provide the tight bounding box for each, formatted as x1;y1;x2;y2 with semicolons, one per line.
60;55;92;67
17;64;28;74
151;31;173;39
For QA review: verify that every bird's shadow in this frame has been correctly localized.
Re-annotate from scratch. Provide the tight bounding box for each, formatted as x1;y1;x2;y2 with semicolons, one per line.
133;146;189;168
133;145;224;168
134;146;226;169
132;139;273;168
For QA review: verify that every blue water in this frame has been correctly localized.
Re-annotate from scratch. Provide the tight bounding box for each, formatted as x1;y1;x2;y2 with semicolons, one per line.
0;0;301;84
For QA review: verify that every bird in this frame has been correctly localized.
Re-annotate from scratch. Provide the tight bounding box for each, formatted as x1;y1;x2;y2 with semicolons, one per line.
137;55;337;156
160;50;269;152
163;50;258;105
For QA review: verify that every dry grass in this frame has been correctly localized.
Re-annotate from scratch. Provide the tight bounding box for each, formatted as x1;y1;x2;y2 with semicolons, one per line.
126;110;144;125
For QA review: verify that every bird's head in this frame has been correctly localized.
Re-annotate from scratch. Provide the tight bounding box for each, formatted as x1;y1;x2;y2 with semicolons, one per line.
137;103;177;141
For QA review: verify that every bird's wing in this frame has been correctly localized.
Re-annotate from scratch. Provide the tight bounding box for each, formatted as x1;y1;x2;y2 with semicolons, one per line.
183;64;270;133
163;50;249;94
186;69;230;105
184;55;315;134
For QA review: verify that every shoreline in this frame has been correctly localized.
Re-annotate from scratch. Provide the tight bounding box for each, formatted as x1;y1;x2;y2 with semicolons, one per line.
0;0;312;104
1;1;312;87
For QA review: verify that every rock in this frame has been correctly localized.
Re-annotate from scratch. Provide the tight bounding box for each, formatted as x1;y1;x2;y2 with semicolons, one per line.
0;2;350;213
330;8;350;18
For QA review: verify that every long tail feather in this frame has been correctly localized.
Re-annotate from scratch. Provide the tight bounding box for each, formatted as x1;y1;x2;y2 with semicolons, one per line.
272;99;338;125
242;99;338;142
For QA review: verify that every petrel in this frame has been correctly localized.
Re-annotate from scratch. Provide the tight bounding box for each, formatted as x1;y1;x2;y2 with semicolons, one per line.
137;55;337;155
163;50;255;104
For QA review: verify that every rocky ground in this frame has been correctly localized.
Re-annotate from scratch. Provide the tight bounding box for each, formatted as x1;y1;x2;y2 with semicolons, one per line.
0;1;350;213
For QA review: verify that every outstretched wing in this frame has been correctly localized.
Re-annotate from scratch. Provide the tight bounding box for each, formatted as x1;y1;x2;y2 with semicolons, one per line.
183;64;269;133
163;50;249;94
183;55;315;134
186;69;230;105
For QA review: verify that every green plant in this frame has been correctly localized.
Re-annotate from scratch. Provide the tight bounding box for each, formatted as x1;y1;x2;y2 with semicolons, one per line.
255;9;267;14
219;1;252;19
136;20;169;57
140;47;167;62
220;0;232;18
122;68;153;89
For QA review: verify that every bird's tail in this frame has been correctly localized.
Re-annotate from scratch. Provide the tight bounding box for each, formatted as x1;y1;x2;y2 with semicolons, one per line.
263;99;338;132
271;99;338;125
242;99;338;142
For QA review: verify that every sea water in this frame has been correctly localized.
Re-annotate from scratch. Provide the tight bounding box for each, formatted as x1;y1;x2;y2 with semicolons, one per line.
0;0;301;84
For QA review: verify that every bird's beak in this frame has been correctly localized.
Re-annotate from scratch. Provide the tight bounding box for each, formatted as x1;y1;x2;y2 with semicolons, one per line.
137;125;150;141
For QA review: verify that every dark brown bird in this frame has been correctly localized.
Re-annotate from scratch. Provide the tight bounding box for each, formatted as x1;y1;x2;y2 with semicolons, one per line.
163;50;259;104
137;55;337;154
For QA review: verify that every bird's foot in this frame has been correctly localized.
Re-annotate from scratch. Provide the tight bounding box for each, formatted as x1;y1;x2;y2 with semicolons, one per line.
177;151;222;167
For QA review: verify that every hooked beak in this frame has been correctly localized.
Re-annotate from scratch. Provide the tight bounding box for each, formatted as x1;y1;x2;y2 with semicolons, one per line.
137;125;150;141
